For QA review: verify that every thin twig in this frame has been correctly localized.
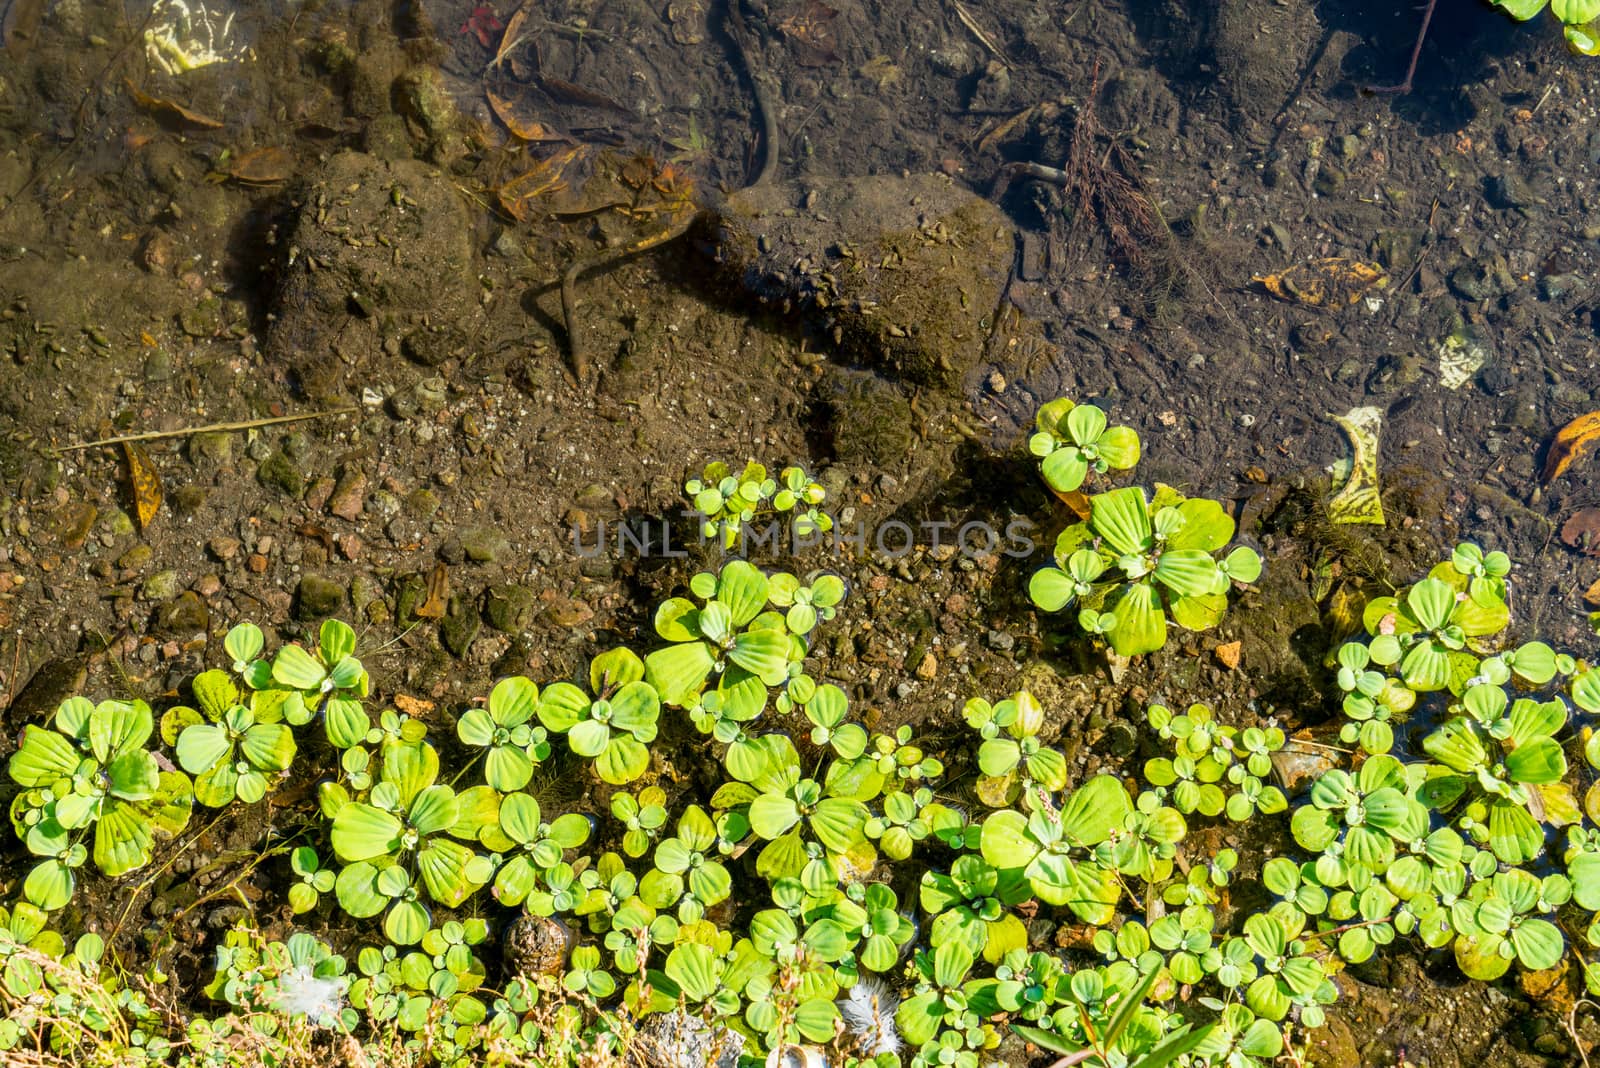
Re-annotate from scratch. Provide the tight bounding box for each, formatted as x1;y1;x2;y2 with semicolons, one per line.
56;407;357;452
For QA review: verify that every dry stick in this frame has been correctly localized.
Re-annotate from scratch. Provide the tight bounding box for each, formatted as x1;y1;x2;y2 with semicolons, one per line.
56;407;358;452
1365;0;1438;96
560;213;698;380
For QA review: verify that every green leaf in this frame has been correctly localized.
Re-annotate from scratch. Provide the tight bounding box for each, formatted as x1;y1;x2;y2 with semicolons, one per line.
608;682;660;741
1506;737;1566;785
272;644;327;690
644;643;716;707
331;804;404;862
537;682;591;734
324;696;370;749
23;860;75;912
749;795;801;840
1154;550;1221;598
484;745;534;792
665;943;721;1002
1091;487;1152;557
1041;449;1089;493
241;723;296;772
1106;581;1167;656
8;728;79;788
1554;0;1600;21
1511;918;1564;971
1029;567;1079;612
418;839;482;907
568;718;611;758
1059;775;1131;846
595;736;651;785
810;797;870;852
714;561;771;627
93;801;154;877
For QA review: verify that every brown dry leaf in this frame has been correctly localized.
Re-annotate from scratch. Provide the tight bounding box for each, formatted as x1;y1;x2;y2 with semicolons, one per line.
125;79;223;129
486;86;566;142
1252;257;1387;308
1584;575;1600;609
1561;508;1600;557
225;146;293;184
777;0;840;66
123;442;163;530
1243;466;1268;483
1214;641;1242;670
538;76;628;113
415;563;449;619
1542;411;1600;482
1048;487;1092;521
490;5;530;69
496;144;585;220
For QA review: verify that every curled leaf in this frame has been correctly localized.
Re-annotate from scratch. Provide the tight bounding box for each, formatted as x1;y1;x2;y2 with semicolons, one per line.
1542;410;1600;482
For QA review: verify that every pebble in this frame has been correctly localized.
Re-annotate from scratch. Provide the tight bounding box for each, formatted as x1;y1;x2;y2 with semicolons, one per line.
141;570;182;601
915;652;938;679
209;536;240;560
295;574;346;619
117;544;153;570
156;591;210;635
194;574;222;597
247;553;269;573
304;476;335;512
257;450;304;497
329;470;368;521
985;629;1014;651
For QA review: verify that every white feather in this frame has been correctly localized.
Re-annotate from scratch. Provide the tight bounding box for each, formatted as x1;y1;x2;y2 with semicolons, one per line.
839;977;901;1057
270;963;347;1026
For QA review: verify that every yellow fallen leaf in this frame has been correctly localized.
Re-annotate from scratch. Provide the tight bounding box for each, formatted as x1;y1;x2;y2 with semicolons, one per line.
1328;406;1384;526
1253;257;1388;308
123;442;163;531
1542;410;1600;482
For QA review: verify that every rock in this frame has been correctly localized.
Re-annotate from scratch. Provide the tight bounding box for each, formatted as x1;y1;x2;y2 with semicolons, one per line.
257;450;304;497
459;526;508;564
117;544;153;570
1449;258;1516;302
544;595;593;629
155;591;209;635
53;502;97;549
295;574;346;619
485;585;537;633
304;476;335;513
441;593;482;656
704;173;1014;389
1486;172;1538;209
266;152;475;402
208;536;240;561
819;368;916;468
187;431;232;467
328;470;367;521
141;570;182;601
402;324;466;367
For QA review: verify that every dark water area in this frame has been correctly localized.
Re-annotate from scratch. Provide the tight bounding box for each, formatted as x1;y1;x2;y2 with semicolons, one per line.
3;0;1600;1064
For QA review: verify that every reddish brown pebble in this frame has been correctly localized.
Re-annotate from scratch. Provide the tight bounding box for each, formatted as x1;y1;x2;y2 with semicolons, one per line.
337;534;362;561
194;574;222;597
867;574;891;591
305;477;335;513
247;553;268;573
209;536;240;560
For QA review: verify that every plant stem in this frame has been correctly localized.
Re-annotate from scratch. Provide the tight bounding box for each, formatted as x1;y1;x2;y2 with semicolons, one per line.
1365;0;1437;95
59;407;358;452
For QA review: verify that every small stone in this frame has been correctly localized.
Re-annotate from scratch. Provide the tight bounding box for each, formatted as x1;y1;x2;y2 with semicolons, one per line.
441;594;482;657
486;585;538;632
915;651;938;679
194;574;222;597
247;553;269;573
329;471;367;521
209;536;240;561
985;629;1015;652
460;526;509;563
337;534;363;561
544;595;593;629
155;591;210;634
142;570;182;601
304;476;336;513
405;488;440;517
171;485;208;514
257;450;304;497
187;431;232;467
295;573;346;619
986;369;1007;394
1214;640;1242;670
54;502;98;549
117;544;154;570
